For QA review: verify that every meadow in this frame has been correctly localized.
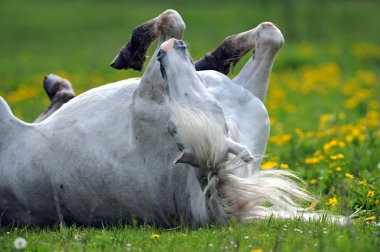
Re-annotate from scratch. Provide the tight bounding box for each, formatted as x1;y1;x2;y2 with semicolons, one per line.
0;0;379;251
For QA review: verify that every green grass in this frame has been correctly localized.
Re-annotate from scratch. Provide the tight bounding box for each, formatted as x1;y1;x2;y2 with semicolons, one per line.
0;0;380;251
1;220;379;251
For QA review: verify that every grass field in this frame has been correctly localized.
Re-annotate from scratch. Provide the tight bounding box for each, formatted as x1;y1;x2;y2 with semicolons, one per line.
0;0;379;251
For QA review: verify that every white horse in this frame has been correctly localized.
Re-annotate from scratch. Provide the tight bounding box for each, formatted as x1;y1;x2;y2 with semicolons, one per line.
0;10;343;227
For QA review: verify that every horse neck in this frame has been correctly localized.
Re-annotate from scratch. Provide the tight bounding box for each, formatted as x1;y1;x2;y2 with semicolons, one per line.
137;35;184;102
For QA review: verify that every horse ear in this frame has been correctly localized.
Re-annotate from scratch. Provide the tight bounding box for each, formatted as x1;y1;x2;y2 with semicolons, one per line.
173;148;198;166
110;19;159;71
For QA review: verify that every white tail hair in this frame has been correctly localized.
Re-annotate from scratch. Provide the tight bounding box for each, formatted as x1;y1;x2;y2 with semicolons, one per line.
169;101;349;224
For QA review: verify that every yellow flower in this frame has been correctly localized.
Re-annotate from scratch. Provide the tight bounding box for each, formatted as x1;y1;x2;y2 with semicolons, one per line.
304;157;321;165
375;199;379;205
367;190;375;197
335;167;342;172
280;163;289;169
309;179;317;185
330;154;344;160
323;143;331;153
345;173;354;179
358;180;367;186
294;128;304;138
250;249;263;252
338;141;346;148
327;196;337;206
6;85;40;104
261;161;278;170
151;234;160;239
364;216;376;221
269;134;292;145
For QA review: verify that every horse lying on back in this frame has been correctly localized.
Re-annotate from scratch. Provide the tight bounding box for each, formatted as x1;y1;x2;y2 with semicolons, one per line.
0;10;346;227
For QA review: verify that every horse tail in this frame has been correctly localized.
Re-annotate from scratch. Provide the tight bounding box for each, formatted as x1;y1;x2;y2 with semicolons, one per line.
169;101;348;224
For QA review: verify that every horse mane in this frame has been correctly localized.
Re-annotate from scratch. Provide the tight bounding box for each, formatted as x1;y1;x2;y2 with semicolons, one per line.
169;100;348;224
168;101;227;169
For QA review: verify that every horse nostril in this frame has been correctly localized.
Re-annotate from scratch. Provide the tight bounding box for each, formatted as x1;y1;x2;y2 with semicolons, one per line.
177;40;185;46
173;40;186;50
157;49;166;62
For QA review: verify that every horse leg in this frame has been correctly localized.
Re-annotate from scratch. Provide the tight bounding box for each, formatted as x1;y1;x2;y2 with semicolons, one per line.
110;9;185;72
232;23;284;102
34;74;75;123
195;22;284;102
110;17;159;70
226;139;254;163
194;31;252;75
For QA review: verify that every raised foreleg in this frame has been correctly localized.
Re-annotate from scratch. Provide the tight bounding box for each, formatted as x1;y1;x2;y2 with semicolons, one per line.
195;22;284;102
110;9;185;72
233;23;284;102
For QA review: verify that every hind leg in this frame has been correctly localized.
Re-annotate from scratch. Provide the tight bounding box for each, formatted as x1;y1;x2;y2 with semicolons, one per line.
34;74;75;122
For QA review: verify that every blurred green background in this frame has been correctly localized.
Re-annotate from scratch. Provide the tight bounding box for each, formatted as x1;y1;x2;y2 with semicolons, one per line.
0;0;379;123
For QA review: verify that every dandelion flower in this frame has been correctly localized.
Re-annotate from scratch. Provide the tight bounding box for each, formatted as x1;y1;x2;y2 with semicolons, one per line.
330;154;344;160
338;141;346;147
327;196;338;206
309;179;317;185
13;237;27;250
151;234;160;239
261;161;278;170
304;157;321;165
335;167;342;172
345;173;354;179
364;216;376;221
358;180;367;186
367;190;375;197
280;163;289;169
250;249;263;252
